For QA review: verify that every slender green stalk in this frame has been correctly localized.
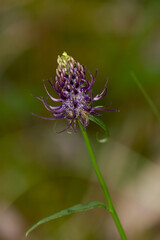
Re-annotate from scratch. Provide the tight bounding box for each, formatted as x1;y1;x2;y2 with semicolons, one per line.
78;121;127;240
131;72;160;120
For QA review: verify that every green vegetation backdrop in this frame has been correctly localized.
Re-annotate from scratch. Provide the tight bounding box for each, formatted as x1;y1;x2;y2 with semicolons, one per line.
0;0;160;239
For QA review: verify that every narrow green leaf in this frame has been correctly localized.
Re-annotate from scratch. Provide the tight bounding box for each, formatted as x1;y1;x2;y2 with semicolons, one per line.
89;115;110;143
131;72;160;120
26;201;108;236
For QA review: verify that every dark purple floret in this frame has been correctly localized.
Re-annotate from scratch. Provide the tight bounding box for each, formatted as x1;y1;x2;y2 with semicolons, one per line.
33;52;118;132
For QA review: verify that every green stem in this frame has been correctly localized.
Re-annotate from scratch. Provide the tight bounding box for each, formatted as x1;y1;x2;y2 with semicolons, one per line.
78;121;127;240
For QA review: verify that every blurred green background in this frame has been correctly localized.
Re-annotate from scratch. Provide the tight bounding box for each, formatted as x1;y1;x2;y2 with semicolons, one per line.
0;0;160;239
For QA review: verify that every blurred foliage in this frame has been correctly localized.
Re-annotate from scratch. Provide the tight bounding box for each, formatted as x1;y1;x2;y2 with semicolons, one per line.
0;0;160;239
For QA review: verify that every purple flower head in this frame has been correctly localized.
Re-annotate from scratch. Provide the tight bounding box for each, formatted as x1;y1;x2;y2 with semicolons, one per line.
33;52;118;132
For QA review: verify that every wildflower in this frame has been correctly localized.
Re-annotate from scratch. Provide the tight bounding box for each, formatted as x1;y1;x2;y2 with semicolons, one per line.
33;52;118;132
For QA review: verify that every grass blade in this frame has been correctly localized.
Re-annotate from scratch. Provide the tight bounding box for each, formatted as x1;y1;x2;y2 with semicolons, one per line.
131;72;160;120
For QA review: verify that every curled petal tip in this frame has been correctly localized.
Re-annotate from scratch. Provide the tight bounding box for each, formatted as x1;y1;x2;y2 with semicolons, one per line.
56;119;73;133
31;112;60;120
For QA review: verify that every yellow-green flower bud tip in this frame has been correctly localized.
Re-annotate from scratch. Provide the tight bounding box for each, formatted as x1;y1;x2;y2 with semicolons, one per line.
57;52;70;69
